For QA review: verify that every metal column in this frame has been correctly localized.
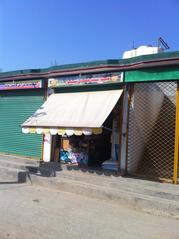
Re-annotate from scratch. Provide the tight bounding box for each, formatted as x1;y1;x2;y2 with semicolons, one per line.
173;83;179;184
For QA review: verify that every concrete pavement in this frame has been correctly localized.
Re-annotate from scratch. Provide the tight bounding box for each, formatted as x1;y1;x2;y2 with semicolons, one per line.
0;154;179;219
0;183;178;239
30;166;179;218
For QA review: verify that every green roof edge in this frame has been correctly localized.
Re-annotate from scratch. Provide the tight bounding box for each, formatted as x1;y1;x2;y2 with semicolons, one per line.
1;50;179;78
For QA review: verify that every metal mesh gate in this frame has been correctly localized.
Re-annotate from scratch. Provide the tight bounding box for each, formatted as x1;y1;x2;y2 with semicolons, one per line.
127;82;177;180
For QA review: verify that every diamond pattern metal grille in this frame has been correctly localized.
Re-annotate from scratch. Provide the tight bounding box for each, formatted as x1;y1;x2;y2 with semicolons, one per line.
127;82;177;180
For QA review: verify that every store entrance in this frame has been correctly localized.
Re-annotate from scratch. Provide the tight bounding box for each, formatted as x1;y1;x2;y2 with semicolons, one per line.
51;99;122;171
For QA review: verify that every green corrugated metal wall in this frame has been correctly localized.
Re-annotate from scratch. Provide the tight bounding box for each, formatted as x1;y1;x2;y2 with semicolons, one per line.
0;90;44;159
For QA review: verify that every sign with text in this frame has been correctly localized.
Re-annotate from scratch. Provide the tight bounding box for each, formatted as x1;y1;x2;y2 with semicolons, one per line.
0;80;42;90
48;72;123;88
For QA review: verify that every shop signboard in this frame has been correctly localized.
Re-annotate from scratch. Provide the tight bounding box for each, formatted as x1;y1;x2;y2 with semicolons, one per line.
48;72;123;88
0;80;42;90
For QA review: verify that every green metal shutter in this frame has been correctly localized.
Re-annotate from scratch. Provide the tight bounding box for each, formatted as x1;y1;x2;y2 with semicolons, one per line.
0;89;44;159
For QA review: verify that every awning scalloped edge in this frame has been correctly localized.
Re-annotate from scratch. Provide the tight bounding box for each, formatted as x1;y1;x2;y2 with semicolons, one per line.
22;127;102;136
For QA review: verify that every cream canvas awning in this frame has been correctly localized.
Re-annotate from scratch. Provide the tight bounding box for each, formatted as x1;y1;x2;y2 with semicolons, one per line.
22;90;123;135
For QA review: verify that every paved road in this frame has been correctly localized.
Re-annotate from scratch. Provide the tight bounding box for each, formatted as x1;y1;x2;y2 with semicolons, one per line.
0;182;178;239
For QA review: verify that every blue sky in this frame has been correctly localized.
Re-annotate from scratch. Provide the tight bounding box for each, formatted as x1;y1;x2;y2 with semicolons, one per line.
0;0;179;72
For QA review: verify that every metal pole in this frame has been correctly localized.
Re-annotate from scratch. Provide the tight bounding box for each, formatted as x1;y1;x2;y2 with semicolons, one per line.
119;86;128;175
120;84;133;175
118;91;124;171
125;84;134;173
173;83;179;184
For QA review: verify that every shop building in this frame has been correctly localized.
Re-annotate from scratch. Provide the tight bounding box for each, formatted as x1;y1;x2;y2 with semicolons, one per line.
22;71;124;171
1;50;179;183
0;61;125;169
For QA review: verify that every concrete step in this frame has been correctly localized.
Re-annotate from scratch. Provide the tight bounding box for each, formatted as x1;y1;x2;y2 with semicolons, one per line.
56;170;179;201
0;154;39;183
0;158;39;172
30;174;179;218
0;165;28;183
55;163;178;191
35;162;179;200
0;154;40;166
0;154;40;176
3;158;176;217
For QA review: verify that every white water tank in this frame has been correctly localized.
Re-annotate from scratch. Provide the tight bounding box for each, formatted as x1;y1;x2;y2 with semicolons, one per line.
122;45;163;59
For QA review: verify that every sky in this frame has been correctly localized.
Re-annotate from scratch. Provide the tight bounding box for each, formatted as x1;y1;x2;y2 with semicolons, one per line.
0;0;179;72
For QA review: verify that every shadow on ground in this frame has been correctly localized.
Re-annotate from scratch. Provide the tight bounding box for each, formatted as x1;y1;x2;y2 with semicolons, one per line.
27;162;120;178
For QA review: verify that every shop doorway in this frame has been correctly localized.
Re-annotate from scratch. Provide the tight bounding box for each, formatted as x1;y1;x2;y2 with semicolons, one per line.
50;97;123;171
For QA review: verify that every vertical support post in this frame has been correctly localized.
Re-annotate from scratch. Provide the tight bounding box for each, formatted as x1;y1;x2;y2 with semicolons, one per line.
173;83;179;184
125;84;134;173
41;78;51;162
120;85;130;175
117;91;124;170
43;133;52;162
41;135;44;161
